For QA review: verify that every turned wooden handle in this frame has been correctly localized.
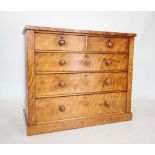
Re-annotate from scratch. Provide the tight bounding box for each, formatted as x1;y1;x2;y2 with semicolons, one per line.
59;81;65;88
104;101;111;107
59;105;65;112
59;36;65;46
104;79;111;85
105;59;112;65
59;60;66;65
106;39;113;48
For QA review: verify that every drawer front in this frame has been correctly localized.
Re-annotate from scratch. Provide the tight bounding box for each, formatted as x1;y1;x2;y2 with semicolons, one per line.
35;73;127;97
88;36;129;52
35;33;86;51
35;53;128;72
36;93;127;123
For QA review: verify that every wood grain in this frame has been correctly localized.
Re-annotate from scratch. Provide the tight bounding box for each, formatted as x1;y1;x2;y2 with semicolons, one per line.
35;52;128;72
35;73;127;97
24;25;136;135
35;33;86;51
35;93;127;124
27;112;132;135
26;30;36;126
88;36;129;52
126;37;135;112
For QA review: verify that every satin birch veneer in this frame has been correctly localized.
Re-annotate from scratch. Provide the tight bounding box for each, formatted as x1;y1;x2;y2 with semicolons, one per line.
24;25;136;135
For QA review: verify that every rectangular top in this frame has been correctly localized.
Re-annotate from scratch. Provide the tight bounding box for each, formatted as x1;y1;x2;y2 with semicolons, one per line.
23;25;136;37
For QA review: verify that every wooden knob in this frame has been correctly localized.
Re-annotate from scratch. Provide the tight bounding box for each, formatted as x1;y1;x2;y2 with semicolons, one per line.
85;54;88;58
104;101;110;107
106;39;113;48
59;60;66;65
104;79;111;85
59;105;65;112
59;36;65;46
105;59;112;65
59;81;65;88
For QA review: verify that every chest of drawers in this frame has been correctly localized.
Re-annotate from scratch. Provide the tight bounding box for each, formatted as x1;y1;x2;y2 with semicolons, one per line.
23;25;136;135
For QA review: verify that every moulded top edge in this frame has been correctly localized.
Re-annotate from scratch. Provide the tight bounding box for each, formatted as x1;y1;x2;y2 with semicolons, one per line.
23;25;137;37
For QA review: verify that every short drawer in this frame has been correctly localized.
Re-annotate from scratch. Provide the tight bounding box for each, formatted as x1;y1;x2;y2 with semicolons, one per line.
87;36;129;52
35;92;127;124
35;73;127;97
35;53;128;72
35;33;86;51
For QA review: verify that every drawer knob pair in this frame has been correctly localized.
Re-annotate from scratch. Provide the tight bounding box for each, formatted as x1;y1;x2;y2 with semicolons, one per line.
59;105;65;112
59;60;66;65
106;39;113;48
58;36;65;46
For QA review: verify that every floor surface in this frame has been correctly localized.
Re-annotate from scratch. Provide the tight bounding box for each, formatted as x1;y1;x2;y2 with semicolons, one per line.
0;99;155;144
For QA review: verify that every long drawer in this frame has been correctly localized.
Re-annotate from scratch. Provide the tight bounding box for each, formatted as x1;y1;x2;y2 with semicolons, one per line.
35;53;128;72
35;92;127;124
35;73;127;97
35;33;86;51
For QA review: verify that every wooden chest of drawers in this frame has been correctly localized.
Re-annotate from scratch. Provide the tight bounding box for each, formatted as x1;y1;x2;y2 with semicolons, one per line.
23;25;136;136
